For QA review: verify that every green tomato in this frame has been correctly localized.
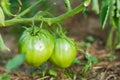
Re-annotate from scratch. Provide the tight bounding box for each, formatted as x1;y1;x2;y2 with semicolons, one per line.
49;36;77;68
18;27;54;67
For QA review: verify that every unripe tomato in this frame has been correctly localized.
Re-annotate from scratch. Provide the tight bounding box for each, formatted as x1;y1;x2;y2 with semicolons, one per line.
49;35;77;68
18;27;54;67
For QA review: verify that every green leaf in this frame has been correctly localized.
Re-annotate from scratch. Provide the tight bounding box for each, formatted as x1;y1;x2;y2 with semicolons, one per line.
79;41;91;48
85;36;95;43
82;61;92;76
82;7;88;18
49;69;57;77
72;58;83;65
0;7;5;26
109;53;115;60
110;0;120;28
6;54;25;71
85;51;98;63
0;34;10;51
91;0;99;14
100;0;111;29
116;0;120;17
0;74;11;80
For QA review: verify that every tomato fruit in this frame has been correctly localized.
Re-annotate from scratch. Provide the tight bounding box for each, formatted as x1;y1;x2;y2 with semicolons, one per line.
18;27;54;67
49;35;77;68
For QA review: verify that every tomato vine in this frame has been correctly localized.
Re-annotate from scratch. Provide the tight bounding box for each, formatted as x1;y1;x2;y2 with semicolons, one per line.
0;0;87;26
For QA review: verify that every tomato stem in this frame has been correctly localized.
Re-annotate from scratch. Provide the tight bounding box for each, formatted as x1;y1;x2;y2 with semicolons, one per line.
3;3;85;26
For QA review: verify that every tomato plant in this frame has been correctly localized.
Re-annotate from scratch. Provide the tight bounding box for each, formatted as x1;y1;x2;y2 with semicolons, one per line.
0;0;119;79
0;0;89;71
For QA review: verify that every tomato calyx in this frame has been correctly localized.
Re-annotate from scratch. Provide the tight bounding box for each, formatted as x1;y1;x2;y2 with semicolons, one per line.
54;24;76;46
24;26;43;37
54;32;76;48
31;26;40;36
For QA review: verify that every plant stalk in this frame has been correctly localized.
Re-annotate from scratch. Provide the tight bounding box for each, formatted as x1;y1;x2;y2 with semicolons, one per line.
3;3;85;26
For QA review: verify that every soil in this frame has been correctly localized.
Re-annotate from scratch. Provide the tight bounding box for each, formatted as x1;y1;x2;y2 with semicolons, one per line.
0;2;120;80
